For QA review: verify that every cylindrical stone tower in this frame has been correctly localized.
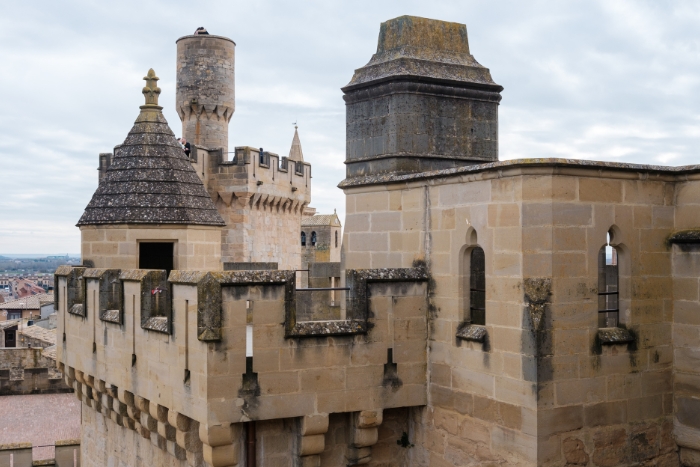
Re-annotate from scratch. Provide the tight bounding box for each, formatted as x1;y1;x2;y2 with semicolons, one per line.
176;32;235;154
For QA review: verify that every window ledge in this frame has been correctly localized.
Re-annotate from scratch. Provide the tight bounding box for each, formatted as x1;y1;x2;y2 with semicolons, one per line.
456;323;487;342
668;229;700;244
68;304;85;317
142;316;170;334
287;320;366;338
598;327;634;345
100;310;121;324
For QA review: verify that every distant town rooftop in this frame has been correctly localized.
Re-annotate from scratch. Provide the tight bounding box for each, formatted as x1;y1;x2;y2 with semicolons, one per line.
0;293;53;311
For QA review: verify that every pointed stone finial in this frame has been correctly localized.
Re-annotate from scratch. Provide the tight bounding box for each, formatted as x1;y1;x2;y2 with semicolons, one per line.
142;68;162;108
288;125;304;162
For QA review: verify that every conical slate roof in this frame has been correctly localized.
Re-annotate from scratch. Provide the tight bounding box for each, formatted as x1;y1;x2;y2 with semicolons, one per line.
288;125;304;162
77;69;225;227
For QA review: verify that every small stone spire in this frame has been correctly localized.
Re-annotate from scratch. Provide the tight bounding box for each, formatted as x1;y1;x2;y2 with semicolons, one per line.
141;68;162;109
288;124;304;162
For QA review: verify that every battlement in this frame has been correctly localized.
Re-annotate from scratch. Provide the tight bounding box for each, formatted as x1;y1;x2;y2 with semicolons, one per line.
187;143;312;269
190;145;310;192
56;265;427;465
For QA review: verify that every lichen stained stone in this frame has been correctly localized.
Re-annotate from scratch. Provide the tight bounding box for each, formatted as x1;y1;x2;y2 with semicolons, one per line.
289;320;366;337
76;69;224;227
339;157;700;189
456;323;487;342
598;327;634;345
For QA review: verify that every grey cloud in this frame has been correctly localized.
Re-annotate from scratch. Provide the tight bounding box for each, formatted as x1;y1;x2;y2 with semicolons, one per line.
1;0;699;253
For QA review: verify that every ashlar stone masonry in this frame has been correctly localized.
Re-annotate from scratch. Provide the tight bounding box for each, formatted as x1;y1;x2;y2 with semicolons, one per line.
56;15;700;467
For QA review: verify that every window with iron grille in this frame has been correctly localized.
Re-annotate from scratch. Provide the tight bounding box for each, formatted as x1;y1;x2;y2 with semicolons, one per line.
301;232;306;247
598;239;619;328
469;247;486;326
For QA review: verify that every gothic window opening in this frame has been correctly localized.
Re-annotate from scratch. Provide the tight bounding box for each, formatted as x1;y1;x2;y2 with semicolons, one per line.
301;232;306;247
311;231;317;247
598;231;619;328
469;247;486;326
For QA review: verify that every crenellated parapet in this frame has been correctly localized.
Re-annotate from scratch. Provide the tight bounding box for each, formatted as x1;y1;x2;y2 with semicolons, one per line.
190;143;312;269
56;264;428;466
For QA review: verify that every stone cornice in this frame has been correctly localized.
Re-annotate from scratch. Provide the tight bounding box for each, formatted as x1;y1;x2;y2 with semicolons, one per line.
339;157;700;189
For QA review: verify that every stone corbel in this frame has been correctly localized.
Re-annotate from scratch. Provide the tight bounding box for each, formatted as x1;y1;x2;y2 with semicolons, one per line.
170;411;203;466
233;192;253;208
259;194;270;211
250;193;262;209
299;414;329;467
200;423;242;467
215;105;226;121
218;191;235;207
203;104;217;120
347;410;382;466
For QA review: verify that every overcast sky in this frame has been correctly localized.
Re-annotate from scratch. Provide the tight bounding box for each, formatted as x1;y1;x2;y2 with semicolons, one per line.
1;0;699;254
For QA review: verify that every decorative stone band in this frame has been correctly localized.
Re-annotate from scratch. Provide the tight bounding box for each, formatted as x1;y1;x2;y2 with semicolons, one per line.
342;78;502;105
59;362;201;464
178;102;234;123
338;157;700;189
345;151;498;165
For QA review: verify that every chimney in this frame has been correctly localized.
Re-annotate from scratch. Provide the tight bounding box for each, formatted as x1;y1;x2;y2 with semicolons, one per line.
342;16;503;180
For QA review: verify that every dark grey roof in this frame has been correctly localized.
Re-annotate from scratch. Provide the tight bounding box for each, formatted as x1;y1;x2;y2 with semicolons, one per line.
344;15;502;92
77;105;225;226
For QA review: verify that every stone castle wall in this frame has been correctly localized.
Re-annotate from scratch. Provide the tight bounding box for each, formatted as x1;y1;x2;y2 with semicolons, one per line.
57;265;429;466
340;161;696;466
671;180;700;465
0;348;69;395
193;146;311;270
80;405;193;467
301;224;342;265
80;224;222;271
0;347;55;370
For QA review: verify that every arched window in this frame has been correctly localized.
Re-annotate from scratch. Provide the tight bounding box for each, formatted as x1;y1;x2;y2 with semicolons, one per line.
311;231;317;247
469;247;486;325
335;231;338;248
598;230;619;328
301;231;306;247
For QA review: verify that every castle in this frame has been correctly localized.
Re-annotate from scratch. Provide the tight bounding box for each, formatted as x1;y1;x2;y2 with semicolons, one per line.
49;16;700;467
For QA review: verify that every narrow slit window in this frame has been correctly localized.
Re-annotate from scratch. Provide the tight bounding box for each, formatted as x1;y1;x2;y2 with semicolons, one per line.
335;231;338;248
469;247;486;326
598;233;619;328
